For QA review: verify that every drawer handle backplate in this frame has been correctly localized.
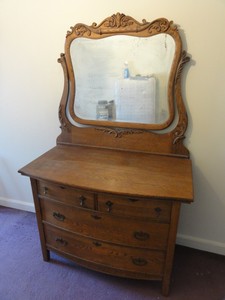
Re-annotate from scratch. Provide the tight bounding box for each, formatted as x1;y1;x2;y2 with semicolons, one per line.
53;212;65;222
132;257;148;266
134;231;150;241
55;237;68;246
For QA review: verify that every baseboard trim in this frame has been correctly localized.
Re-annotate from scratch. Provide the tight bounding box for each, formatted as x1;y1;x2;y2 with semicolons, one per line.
0;197;35;213
177;233;225;256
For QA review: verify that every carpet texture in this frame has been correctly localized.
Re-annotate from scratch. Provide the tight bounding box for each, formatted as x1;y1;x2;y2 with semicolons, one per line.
0;206;225;300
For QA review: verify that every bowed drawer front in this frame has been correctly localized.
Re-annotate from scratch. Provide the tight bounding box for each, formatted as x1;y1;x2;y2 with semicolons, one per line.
26;151;192;298
44;223;165;276
32;178;178;284
40;197;170;249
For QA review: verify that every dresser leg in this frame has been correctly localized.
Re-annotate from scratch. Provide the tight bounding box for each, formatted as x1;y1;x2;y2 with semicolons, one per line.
162;278;170;296
30;178;51;262
42;249;50;262
161;201;181;297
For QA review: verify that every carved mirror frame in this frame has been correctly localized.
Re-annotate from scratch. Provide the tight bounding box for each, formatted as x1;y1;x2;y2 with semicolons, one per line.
57;13;190;157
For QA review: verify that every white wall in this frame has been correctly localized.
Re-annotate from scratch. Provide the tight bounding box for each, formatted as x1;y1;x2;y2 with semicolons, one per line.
1;0;225;255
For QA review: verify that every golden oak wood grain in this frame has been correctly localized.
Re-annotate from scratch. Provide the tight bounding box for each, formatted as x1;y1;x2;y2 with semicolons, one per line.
19;145;193;202
18;14;193;297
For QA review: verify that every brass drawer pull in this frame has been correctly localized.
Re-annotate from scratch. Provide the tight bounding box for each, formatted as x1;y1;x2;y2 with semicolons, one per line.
79;195;86;207
93;241;102;247
105;201;113;212
91;214;101;220
55;237;68;246
134;231;150;241
53;212;65;221
132;257;148;266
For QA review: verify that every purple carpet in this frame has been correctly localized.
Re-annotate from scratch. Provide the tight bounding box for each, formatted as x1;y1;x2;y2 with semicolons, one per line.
1;206;225;300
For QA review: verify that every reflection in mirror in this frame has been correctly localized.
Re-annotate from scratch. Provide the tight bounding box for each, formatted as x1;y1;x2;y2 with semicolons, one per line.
71;34;175;125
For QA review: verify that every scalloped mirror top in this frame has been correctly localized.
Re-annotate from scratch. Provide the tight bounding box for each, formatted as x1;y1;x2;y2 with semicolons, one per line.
61;13;187;131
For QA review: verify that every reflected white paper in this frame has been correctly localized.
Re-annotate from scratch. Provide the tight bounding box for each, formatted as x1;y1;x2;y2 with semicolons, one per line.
115;77;156;123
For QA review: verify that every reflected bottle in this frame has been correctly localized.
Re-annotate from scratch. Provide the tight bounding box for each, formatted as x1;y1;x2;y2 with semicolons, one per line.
123;61;130;79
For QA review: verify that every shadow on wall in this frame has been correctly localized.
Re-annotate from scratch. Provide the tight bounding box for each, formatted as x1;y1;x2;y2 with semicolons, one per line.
178;160;225;254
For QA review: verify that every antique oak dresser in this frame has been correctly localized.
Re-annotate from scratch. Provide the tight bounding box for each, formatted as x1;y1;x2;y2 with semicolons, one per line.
19;13;193;296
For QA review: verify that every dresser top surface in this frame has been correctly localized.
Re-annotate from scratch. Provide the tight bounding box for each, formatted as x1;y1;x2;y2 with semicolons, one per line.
19;145;193;202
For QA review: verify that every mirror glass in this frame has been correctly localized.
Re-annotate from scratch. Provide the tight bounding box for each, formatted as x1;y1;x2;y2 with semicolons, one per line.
71;34;175;125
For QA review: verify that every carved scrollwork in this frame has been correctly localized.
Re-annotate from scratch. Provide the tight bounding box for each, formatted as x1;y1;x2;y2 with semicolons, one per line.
67;24;91;37
57;53;65;64
172;51;190;147
100;13;136;28
96;127;143;138
173;120;187;144
59;105;70;132
67;13;176;37
175;51;190;83
148;19;173;34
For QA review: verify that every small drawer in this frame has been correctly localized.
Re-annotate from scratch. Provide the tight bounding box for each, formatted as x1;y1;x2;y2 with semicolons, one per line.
98;194;171;222
44;224;165;276
40;198;169;250
37;180;94;209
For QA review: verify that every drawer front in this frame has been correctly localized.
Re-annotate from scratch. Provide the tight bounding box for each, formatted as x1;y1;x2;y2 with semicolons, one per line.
40;199;169;250
37;180;95;209
44;224;165;276
98;194;171;222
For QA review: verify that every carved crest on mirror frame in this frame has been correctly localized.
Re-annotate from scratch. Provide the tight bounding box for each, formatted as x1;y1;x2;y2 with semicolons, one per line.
66;13;176;37
57;13;191;157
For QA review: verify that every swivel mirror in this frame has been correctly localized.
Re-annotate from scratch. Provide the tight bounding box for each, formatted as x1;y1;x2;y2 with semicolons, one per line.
62;13;188;131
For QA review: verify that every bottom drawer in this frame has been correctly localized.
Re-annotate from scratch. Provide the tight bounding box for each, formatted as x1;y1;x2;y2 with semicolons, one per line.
44;224;165;276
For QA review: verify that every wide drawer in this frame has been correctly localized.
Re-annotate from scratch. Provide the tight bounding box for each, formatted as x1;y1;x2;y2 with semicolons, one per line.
98;194;172;222
40;198;169;250
37;180;95;209
44;224;165;276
